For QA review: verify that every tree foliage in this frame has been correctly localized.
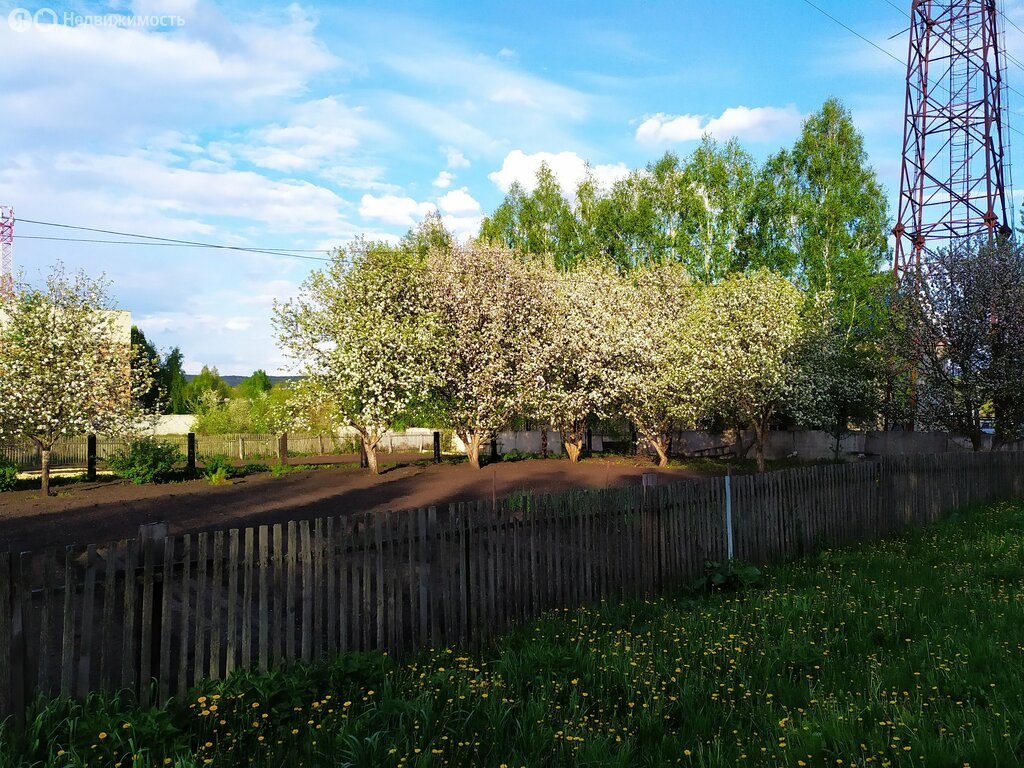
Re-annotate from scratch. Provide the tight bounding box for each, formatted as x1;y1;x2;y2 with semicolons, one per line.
423;243;552;469
274;240;438;474
681;271;816;472
896;237;1024;449
0;266;155;494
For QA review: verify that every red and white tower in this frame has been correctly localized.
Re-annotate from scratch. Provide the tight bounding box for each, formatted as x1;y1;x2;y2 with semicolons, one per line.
0;206;12;298
893;0;1014;288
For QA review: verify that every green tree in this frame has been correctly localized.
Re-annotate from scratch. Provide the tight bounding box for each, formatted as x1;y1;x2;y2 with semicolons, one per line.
772;99;890;334
402;210;453;259
480;163;581;270
237;369;273;400
678;137;758;283
131;325;163;411
186;365;232;406
160;347;190;414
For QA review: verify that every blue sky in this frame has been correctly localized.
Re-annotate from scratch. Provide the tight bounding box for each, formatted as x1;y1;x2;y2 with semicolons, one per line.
2;0;1023;375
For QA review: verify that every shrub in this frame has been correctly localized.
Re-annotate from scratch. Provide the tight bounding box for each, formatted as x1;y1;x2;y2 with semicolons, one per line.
202;453;234;479
0;456;18;492
688;559;762;595
238;462;270;476
108;438;183;484
206;466;232;485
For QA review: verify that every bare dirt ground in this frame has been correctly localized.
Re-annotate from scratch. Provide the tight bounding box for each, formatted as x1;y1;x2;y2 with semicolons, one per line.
0;455;706;552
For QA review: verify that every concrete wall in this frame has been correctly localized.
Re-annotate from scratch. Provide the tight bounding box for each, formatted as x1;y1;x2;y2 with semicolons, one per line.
148;414;196;435
451;431;607;456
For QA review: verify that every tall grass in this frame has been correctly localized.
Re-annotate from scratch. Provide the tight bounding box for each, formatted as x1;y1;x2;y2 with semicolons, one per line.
2;500;1023;767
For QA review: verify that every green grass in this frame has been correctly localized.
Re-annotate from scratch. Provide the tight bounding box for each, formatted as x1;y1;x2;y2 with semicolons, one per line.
3;500;1024;767
666;456;845;475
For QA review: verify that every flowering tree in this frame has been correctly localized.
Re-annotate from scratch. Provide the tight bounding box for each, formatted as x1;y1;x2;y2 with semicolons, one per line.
423;243;552;469
0;266;155;495
531;261;624;462
683;270;811;472
274;240;438;474
609;262;700;466
895;237;1024;449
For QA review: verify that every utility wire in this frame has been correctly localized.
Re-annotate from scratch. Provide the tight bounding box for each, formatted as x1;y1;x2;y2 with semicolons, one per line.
14;218;333;262
799;0;904;64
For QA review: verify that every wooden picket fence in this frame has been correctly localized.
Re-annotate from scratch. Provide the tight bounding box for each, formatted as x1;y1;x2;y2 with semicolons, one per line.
0;452;1022;720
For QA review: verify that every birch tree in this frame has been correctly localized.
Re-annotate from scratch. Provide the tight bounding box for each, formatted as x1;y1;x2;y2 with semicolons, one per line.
423;242;552;469
273;240;437;474
0;266;154;495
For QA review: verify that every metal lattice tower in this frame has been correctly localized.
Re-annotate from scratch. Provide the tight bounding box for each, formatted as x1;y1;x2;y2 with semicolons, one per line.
893;0;1013;288
0;206;12;299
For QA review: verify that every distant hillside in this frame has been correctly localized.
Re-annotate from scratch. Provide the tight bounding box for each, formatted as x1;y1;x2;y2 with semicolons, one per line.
184;374;300;387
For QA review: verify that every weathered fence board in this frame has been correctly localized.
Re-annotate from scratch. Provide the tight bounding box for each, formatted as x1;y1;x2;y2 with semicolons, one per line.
1;452;1023;722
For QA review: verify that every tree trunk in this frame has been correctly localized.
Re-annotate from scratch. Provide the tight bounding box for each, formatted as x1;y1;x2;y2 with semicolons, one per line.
41;447;52;496
365;444;380;473
564;440;583;463
540;428;548;459
357;428;383;474
463;432;484;470
561;425;585;463
652;437;670;467
969;429;984;452
752;422;767;473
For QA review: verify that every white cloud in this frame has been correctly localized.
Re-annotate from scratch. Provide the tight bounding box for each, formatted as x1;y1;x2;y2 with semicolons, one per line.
433;170;455;188
359;194;436;227
0;6;338;150
437;188;481;215
445;148;470;168
635;105;804;144
131;0;198;16
382;51;589;121
441;213;483;241
44;151;351;232
488;150;629;195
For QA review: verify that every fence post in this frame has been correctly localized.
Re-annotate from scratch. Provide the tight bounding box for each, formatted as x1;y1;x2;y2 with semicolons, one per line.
239;437;245;462
490;438;499;463
724;465;734;562
641;472;661;591
187;433;196;473
87;434;97;481
586;428;593;458
278;433;289;465
433;432;441;464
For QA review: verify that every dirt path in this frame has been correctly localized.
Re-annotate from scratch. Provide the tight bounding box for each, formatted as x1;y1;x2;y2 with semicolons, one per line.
0;456;707;552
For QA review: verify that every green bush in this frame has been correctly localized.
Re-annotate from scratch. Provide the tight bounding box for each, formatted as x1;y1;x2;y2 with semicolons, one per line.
108;438;183;484
201;453;234;479
239;462;270;476
0;456;18;492
206;466;232;485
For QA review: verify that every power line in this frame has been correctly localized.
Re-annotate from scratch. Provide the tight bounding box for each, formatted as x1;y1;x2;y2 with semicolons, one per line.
799;0;904;64
14;218;333;262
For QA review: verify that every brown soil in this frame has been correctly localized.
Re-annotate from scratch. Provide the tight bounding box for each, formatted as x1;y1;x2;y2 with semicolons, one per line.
0;455;706;553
